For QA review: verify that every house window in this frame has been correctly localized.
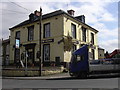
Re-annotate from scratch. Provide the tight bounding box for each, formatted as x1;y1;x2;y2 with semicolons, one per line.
71;23;76;38
16;31;20;39
28;26;34;41
43;44;50;62
44;23;50;38
91;33;94;45
82;27;86;42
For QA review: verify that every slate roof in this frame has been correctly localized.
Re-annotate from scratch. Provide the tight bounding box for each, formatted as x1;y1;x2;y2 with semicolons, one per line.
9;10;98;32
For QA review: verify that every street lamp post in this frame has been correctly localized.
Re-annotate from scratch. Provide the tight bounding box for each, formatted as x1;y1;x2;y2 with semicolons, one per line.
39;7;42;76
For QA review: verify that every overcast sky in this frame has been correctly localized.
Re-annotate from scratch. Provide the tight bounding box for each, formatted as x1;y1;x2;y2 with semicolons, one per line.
0;0;119;52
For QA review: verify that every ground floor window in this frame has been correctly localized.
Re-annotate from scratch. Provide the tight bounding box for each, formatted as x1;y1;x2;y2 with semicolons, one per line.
43;44;50;62
91;49;95;60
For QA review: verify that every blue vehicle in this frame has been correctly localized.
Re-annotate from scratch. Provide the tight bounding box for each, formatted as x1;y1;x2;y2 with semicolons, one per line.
69;45;120;78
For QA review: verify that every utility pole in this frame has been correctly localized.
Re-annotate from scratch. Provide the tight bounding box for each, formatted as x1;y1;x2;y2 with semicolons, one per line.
39;7;42;76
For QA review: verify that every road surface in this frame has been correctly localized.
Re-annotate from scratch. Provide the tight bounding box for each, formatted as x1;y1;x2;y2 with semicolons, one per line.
2;73;120;89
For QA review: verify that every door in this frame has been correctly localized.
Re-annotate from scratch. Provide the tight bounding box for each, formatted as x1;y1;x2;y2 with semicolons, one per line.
27;48;34;64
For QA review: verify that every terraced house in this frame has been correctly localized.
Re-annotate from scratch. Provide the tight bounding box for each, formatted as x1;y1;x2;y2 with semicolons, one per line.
9;9;98;67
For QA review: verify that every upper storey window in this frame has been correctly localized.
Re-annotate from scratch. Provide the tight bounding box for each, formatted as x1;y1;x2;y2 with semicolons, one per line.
16;31;20;39
71;23;76;39
28;25;34;41
44;23;50;38
82;27;86;42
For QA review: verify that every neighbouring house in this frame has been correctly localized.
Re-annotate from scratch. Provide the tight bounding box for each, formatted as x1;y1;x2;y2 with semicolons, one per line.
2;38;10;66
9;9;99;68
98;47;105;59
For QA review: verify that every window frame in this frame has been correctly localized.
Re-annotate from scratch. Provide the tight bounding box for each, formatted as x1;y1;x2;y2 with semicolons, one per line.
71;23;76;39
28;25;34;41
43;23;50;38
82;27;86;42
91;32;94;45
15;31;20;39
43;44;50;62
91;49;95;60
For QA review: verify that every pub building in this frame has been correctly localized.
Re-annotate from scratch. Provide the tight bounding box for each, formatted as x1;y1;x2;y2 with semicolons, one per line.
9;9;98;68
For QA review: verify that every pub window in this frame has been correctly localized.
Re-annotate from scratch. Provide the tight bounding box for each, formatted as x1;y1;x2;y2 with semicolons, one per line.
71;23;76;38
28;25;34;41
43;44;50;62
44;23;50;38
91;33;94;45
16;31;20;39
92;49;95;60
82;27;86;42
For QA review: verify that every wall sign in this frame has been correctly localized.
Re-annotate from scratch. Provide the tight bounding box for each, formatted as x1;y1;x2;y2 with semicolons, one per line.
15;39;20;48
42;39;54;43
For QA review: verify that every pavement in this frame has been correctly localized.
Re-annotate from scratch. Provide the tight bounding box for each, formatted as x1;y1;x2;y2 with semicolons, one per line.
2;72;70;80
2;72;120;80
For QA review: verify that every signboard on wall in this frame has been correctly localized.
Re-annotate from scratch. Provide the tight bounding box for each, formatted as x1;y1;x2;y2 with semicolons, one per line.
42;39;54;43
15;39;20;49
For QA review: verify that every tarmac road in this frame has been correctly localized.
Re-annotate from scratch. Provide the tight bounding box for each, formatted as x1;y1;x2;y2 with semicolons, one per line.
2;73;120;89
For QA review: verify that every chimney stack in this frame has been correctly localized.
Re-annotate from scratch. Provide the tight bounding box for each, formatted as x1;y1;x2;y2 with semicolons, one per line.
34;10;41;16
67;9;75;16
29;10;41;21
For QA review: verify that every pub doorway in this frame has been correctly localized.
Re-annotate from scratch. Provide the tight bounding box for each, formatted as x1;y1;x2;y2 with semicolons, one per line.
23;43;36;66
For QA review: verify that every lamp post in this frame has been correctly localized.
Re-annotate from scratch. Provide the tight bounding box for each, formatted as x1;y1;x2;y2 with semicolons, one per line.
39;7;42;76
